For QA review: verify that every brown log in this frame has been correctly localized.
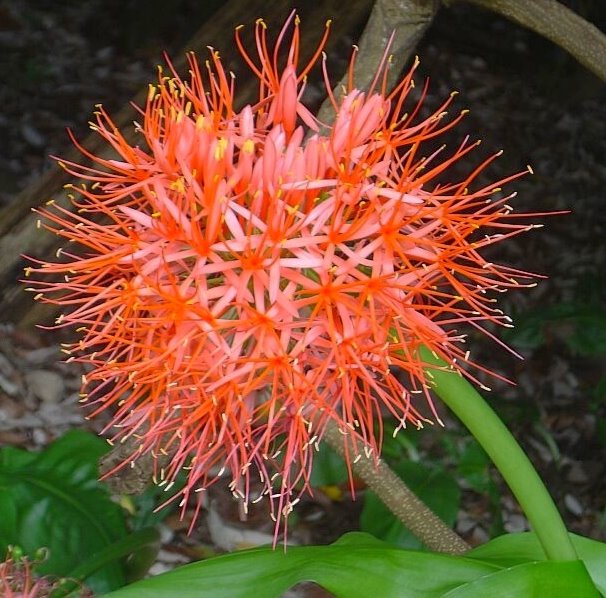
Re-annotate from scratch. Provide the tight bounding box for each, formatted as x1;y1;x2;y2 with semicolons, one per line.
2;0;373;327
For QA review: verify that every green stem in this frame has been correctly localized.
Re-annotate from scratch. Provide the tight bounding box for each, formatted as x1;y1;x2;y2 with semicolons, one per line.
419;346;577;561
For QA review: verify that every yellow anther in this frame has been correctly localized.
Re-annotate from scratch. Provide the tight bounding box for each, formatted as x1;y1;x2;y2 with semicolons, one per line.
214;137;228;160
242;139;255;154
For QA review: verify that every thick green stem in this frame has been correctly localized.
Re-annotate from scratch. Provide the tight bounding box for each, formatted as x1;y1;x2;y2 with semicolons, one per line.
420;346;577;561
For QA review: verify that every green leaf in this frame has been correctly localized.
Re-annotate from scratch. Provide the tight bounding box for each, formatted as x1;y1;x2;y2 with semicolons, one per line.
456;442;490;492
104;532;501;598
504;303;606;355
565;311;606;355
51;527;161;597
380;420;422;462
593;376;606;402
128;473;185;530
309;443;348;487
501;311;546;349
468;532;606;595
360;462;460;549
104;531;605;598
0;430;128;593
454;441;503;536
443;560;599;597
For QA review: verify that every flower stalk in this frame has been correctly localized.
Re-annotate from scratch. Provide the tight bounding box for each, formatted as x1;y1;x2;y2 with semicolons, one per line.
419;346;577;561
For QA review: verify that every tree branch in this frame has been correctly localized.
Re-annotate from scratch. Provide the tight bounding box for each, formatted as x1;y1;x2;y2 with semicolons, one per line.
447;0;606;82
316;0;440;124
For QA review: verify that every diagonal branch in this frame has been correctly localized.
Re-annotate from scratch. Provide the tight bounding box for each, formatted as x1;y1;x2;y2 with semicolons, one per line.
316;0;440;124
447;0;606;82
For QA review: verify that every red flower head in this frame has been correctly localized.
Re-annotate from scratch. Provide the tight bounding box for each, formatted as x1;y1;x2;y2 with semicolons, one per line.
0;548;90;597
27;14;537;534
0;550;45;598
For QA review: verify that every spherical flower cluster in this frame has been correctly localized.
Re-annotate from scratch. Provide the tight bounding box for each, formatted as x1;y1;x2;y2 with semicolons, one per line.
27;15;536;530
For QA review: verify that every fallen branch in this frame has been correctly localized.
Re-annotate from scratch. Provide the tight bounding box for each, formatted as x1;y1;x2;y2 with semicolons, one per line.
447;0;606;82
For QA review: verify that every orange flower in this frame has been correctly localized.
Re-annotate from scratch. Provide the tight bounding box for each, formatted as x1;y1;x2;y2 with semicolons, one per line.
0;548;90;597
27;14;538;532
0;551;44;597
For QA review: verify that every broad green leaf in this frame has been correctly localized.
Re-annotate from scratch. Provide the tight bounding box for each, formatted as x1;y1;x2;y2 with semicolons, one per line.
0;444;38;469
443;560;599;597
0;430;127;593
332;532;388;548
360;462;460;549
104;531;604;598
0;488;19;540
468;532;606;594
52;527;161;597
35;427;109;485
104;532;500;598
